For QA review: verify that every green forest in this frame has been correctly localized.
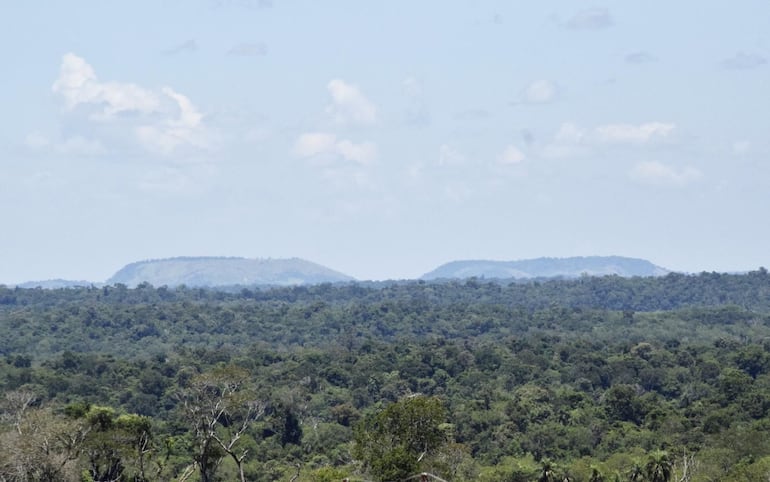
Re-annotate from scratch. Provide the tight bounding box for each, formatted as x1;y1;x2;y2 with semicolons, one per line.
2;269;770;481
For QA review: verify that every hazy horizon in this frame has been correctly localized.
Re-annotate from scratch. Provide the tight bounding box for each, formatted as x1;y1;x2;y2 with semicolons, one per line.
4;254;762;286
3;1;769;284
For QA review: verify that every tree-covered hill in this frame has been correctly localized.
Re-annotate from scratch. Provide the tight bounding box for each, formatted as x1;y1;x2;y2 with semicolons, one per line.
15;278;96;289
105;256;355;287
422;256;670;280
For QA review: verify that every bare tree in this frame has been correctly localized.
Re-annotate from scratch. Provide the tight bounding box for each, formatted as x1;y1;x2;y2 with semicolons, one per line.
177;365;265;482
672;450;698;482
0;405;90;481
1;389;37;435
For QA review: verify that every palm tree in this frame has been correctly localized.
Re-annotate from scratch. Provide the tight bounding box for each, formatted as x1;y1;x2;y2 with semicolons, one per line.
589;466;605;482
627;462;645;482
538;459;557;482
645;451;672;482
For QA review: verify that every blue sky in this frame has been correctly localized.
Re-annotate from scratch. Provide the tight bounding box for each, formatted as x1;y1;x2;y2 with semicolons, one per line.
2;0;769;283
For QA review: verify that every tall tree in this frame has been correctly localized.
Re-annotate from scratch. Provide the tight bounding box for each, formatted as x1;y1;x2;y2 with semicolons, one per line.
177;365;265;482
645;451;672;482
538;459;557;482
353;395;448;481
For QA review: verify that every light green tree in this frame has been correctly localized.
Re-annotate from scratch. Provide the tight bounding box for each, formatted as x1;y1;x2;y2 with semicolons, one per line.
645;451;672;482
353;395;448;481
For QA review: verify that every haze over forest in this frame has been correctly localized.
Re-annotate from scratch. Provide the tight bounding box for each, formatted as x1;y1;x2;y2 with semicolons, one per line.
2;1;769;284
15;255;673;288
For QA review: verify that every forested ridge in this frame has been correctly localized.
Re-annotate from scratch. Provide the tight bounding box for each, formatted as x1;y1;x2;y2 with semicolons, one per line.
2;270;770;481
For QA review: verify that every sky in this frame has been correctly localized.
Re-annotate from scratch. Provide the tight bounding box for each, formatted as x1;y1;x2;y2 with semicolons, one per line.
1;0;769;283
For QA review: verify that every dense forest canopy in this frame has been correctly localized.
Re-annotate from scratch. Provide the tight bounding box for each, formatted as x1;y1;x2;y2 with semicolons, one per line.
2;269;770;481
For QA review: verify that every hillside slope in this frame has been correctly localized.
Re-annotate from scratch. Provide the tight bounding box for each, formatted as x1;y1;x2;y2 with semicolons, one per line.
422;256;669;280
107;256;354;287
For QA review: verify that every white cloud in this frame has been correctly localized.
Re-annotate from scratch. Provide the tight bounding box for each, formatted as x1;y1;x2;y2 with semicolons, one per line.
554;122;587;144
51;53;213;156
293;80;378;185
326;79;377;125
630;161;702;187
293;132;377;165
522;80;557;104
164;88;203;127
541;121;676;159
438;144;465;166
135;87;210;155
595;122;676;144
52;53;161;119
293;132;338;158
540;122;589;159
498;145;525;165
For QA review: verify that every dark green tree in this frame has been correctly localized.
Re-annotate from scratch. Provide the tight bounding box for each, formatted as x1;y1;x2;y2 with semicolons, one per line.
538;459;557;482
589;466;606;482
627;462;645;481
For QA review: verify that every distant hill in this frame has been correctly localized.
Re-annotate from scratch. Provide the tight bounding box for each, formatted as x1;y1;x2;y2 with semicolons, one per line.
422;256;669;280
16;279;96;289
106;257;355;287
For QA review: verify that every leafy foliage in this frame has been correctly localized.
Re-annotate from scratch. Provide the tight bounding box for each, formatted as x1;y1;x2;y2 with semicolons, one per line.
353;395;447;480
1;271;770;480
